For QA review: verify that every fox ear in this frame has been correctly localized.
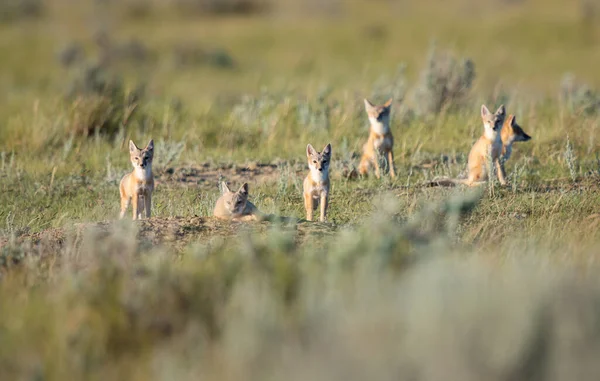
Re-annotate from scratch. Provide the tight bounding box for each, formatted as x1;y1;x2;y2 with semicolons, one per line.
238;183;249;196
322;143;332;156
481;105;491;118
146;139;154;151
364;98;376;112
307;144;316;157
508;115;516;126
495;105;506;117
221;181;231;194
383;98;393;108
129;140;138;153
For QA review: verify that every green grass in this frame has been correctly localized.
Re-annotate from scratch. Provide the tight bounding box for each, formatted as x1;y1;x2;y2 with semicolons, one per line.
2;0;600;379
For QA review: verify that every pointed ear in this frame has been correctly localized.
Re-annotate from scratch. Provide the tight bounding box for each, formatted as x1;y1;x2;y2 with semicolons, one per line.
495;105;506;117
364;98;376;112
238;183;249;196
481;105;490;118
221;181;231;194
322;143;332;156
145;139;154;151
383;98;393;108
307;144;316;157
129;140;139;153
508;115;516;126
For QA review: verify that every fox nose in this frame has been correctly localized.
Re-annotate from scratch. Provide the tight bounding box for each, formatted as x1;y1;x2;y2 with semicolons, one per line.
318;167;323;172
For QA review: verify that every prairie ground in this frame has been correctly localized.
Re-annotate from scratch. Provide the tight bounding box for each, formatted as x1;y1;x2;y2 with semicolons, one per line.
1;0;600;380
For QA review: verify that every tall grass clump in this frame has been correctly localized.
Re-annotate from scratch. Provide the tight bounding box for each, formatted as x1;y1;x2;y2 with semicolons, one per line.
564;134;579;182
65;64;147;138
560;73;600;116
412;42;476;118
0;0;43;22
173;0;271;15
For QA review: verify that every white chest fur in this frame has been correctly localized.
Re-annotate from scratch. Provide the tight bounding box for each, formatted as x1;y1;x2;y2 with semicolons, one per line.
134;166;152;181
309;169;329;197
310;167;328;183
369;118;389;136
134;167;153;193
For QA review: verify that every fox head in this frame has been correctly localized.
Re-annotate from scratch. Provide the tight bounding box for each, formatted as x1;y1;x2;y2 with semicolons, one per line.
364;98;392;134
129;139;154;170
502;115;531;144
481;104;505;140
306;143;332;180
220;182;249;216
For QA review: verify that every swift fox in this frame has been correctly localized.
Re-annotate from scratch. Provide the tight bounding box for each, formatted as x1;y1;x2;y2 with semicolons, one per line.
303;143;331;222
120;139;155;220
213;182;263;222
428;104;506;187
501;114;531;161
358;98;395;178
465;104;507;186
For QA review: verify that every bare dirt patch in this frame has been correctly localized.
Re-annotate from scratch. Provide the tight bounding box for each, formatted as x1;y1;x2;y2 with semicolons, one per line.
155;160;360;189
156;161;304;189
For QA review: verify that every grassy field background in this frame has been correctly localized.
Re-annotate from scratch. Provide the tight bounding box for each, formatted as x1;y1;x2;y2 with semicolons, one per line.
1;0;600;379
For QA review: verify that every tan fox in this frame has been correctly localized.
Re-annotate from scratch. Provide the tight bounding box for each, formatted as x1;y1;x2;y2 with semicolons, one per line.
303;143;331;222
501;114;531;161
120;139;154;220
213;182;263;222
463;104;507;186
358;98;395;178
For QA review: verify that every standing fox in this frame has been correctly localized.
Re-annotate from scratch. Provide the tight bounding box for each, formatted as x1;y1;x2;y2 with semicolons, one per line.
303;143;331;222
120;139;154;220
358;98;395;178
465;104;507;186
501;114;531;161
213;182;263;222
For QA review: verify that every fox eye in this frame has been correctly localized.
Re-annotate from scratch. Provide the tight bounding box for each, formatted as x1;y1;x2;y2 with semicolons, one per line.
313;160;317;164
323;160;328;164
134;157;139;160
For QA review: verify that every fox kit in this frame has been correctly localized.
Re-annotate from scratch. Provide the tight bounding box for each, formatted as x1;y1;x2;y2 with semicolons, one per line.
501;114;531;161
465;104;507;186
213;182;262;222
120;140;154;220
358;98;395;179
303;143;331;222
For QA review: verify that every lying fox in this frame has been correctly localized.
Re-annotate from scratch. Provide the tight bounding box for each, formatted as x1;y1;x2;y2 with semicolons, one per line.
303;143;332;222
213;182;263;222
119;139;154;220
358;98;395;178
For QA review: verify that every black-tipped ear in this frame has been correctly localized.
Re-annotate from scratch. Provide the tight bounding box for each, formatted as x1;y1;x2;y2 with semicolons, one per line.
364;98;375;111
481;105;490;118
221;181;231;194
496;105;506;117
238;183;249;196
383;98;393;108
146;139;154;151
508;115;516;126
323;143;332;156
307;144;316;157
